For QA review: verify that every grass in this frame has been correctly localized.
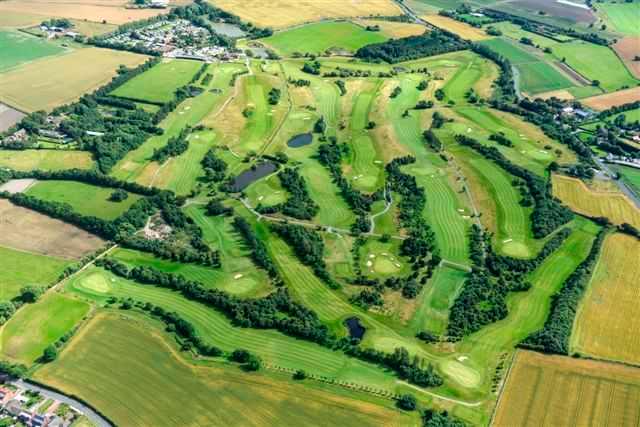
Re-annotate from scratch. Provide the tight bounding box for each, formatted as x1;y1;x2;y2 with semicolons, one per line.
409;265;468;335
599;1;640;36
0;292;89;365
26;180;142;220
262;21;387;56
111;59;203;104
355;19;426;39
572;233;640;366
552;174;640;228
0;150;92;171
34;311;414;426
111;63;244;186
0;30;64;71
64;268;401;391
612;164;640;198
478;38;573;94
551;40;639;92
455;218;599;393
209;0;401;28
0;246;70;300
0;47;147;112
493;350;640;426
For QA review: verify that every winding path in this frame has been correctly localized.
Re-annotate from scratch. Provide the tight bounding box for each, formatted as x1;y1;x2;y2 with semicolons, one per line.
368;186;392;234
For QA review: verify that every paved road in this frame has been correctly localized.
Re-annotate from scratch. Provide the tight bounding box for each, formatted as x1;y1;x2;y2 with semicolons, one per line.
596;159;640;208
14;380;112;427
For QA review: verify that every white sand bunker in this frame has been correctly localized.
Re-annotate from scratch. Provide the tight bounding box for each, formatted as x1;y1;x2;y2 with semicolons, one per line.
366;261;373;267
234;274;243;279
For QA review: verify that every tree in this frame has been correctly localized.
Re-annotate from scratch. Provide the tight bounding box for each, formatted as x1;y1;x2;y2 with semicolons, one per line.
19;286;43;303
109;189;129;202
293;369;307;380
396;394;417;411
41;345;58;363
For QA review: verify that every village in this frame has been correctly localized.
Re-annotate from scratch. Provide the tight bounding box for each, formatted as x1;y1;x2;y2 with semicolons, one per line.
0;379;96;427
101;19;242;62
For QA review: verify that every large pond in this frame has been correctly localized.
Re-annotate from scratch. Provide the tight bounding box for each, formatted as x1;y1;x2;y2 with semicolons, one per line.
229;161;278;192
287;133;313;148
209;22;246;38
344;317;366;340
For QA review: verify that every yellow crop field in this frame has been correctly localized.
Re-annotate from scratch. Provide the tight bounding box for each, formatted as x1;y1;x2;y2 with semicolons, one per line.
552;174;640;228
0;47;147;112
0;0;168;25
209;0;402;28
572;233;640;365
421;15;489;41
494;350;640;427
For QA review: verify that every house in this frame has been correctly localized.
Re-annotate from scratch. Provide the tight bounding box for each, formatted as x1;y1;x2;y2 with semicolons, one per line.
4;399;22;416
30;413;45;427
18;411;31;423
1;129;28;145
85;130;105;137
150;0;168;8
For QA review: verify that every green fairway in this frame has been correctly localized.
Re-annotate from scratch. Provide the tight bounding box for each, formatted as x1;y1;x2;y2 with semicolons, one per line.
261;21;388;56
478;38;574;94
0;246;69;301
0;30;65;72
455;218;599;390
599;1;640;36
65;268;400;390
26;180;142;220
552;41;639;92
0;292;89;365
111;59;202;104
409;265;468;335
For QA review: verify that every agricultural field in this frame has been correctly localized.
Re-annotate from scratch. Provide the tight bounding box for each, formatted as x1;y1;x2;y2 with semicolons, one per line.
355;19;426;39
572;233;640;366
261;21;388;56
34;311;416;426
111;59;203;104
581;86;640;110
478;38;574;94
0;246;70;301
598;1;640;36
494;350;640;426
612;164;640;197
421;15;489;41
210;0;402;28
0;47;147;112
552;174;640;228
613;37;640;78
0;30;65;72
0;292;89;365
0;150;93;171
0;199;104;260
26;180;142;220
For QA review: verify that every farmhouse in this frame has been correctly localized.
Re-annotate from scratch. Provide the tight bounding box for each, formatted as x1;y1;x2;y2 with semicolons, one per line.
1;129;28;146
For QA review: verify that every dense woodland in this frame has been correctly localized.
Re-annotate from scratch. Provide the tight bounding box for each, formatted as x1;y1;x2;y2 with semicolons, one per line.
256;168;319;220
355;30;468;63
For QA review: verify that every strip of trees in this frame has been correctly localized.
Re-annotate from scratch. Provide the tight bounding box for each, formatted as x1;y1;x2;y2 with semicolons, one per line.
256;168;319;220
355;30;468;63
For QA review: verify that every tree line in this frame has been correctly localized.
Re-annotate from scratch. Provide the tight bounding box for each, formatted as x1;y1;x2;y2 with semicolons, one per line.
355;30;468;63
256;168;319;220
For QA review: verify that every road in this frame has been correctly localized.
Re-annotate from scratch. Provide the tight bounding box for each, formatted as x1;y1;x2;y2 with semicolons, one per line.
369;186;392;234
13;379;112;427
596;159;640;208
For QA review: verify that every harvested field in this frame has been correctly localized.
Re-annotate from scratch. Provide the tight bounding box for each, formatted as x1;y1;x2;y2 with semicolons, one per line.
0;0;169;25
0;179;36;194
0;103;25;132
34;311;414;426
0;47;147;112
355;19;426;39
209;0;402;29
421;15;489;41
501;0;596;25
534;89;574;100
581;86;640;110
613;37;640;79
552;174;640;228
494;350;640;427
0;199;104;260
0;150;93;171
572;233;640;366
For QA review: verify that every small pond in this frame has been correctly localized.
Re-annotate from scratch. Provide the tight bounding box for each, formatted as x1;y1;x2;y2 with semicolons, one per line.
229;161;278;192
344;317;366;340
287;133;313;148
209;22;246;38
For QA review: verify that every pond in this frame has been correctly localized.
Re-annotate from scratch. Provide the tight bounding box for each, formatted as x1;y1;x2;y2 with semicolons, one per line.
287;133;313;148
344;317;366;340
229;161;278;192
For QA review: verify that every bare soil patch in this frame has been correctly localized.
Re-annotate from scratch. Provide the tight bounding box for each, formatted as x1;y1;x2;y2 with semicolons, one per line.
507;0;596;24
534;89;575;100
0;103;25;132
0;179;36;194
581;86;640;110
0;199;104;259
613;37;640;79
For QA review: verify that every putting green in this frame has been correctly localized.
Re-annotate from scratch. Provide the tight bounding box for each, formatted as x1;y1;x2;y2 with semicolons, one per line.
80;271;112;294
439;359;482;389
500;240;532;258
373;256;401;274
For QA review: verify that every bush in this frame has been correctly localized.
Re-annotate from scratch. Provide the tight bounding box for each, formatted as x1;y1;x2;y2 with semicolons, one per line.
109;189;129;202
396;394;417;411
